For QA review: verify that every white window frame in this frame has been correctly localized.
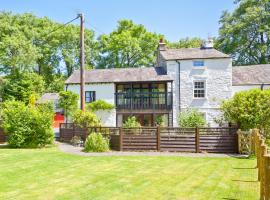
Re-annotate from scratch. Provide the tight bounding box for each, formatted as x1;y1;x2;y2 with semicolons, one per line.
193;80;207;99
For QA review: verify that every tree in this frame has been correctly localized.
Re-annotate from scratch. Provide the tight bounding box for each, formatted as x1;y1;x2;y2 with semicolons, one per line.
58;91;79;121
221;89;270;130
97;20;161;68
2;72;45;103
72;110;101;128
178;109;206;128
216;0;270;65
0;101;54;148
167;37;203;48
0;12;97;87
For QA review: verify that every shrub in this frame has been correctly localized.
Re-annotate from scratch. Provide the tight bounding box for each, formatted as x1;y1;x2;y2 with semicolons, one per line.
72;110;101;128
123;116;141;128
70;136;83;146
178;108;206;128
59;91;79;120
0;101;54;148
87;100;114;112
155;115;166;127
84;132;109;152
221;89;270;130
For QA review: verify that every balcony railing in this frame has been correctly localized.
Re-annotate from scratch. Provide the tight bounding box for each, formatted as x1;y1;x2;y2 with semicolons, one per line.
115;92;172;110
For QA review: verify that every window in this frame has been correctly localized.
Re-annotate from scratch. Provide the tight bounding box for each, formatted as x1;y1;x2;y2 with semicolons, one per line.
193;60;204;67
85;91;96;103
194;81;205;98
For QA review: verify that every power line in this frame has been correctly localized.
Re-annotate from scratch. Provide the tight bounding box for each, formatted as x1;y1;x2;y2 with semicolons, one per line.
38;16;80;45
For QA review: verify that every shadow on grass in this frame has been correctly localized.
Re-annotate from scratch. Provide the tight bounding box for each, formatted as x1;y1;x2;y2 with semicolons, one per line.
222;198;239;200
232;179;258;183
0;143;56;149
233;167;257;170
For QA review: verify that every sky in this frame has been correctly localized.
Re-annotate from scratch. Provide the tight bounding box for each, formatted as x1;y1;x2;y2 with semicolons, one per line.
0;0;236;42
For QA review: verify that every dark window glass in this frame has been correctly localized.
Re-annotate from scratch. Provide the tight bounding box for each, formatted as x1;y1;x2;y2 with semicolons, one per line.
85;91;96;103
194;81;205;98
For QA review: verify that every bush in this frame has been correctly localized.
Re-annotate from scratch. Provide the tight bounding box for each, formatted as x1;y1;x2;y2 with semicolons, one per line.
87;100;114;112
59;91;79;120
178;108;206;128
72;110;101;128
84;132;109;152
123;116;141;128
221;89;270;130
0;101;54;148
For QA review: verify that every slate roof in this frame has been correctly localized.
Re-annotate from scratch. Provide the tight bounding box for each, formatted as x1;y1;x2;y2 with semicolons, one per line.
160;48;230;60
65;67;172;84
37;93;59;104
232;64;270;85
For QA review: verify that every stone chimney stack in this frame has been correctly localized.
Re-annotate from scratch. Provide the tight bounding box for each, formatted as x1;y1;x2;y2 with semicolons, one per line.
158;38;166;51
201;38;214;49
156;38;166;67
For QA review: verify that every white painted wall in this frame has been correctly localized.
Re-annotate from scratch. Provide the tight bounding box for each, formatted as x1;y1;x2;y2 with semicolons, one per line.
232;85;270;96
66;83;116;126
166;58;232;127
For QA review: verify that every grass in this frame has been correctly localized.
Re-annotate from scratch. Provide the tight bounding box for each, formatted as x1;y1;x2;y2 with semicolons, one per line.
0;146;259;200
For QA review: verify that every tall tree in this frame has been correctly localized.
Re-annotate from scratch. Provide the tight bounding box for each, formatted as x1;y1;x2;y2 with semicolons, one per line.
216;0;270;65
167;37;203;48
0;12;97;88
97;20;161;68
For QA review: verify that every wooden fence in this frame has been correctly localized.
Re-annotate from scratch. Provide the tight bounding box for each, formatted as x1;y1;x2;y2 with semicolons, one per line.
60;123;238;153
252;129;270;200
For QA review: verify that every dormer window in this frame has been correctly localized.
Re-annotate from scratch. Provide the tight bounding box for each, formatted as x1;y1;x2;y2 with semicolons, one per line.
193;60;205;67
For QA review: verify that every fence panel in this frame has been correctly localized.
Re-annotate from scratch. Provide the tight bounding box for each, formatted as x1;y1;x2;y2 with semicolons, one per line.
0;128;6;143
121;128;157;151
160;127;196;152
199;128;238;153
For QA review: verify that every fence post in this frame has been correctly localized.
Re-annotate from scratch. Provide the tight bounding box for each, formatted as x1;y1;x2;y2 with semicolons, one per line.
251;129;256;154
195;127;200;153
265;155;270;200
260;143;267;199
157;126;161;151
119;127;123;151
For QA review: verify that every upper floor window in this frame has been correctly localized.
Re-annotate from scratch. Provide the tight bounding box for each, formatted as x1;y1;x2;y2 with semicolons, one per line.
85;91;96;103
193;60;205;67
194;81;205;98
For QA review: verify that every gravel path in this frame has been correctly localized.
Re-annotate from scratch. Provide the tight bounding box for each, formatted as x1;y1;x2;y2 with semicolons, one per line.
57;142;248;158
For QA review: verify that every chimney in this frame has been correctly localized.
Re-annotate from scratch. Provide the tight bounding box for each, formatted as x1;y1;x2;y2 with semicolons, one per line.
158;38;166;51
201;38;214;49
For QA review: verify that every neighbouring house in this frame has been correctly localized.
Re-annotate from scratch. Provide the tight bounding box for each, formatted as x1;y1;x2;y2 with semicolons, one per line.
232;64;270;95
65;39;270;127
37;93;64;129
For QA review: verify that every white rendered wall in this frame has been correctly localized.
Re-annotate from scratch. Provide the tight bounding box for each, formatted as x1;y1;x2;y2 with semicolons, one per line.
166;58;232;127
66;83;116;127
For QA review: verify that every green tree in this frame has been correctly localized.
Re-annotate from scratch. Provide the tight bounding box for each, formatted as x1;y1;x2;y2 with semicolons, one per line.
2;72;45;103
167;37;203;48
221;89;270;130
58;91;79;120
0;101;54;148
178;109;206;128
97;20;161;68
216;0;270;65
0;12;97;87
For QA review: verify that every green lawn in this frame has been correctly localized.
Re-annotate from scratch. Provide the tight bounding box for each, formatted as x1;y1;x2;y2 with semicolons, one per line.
0;146;259;200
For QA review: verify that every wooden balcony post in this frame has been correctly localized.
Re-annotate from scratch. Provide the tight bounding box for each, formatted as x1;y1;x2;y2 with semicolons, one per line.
195;127;200;153
157;126;161;151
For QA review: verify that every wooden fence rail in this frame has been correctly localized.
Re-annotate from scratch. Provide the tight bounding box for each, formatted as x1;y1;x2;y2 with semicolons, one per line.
59;123;238;153
253;129;270;200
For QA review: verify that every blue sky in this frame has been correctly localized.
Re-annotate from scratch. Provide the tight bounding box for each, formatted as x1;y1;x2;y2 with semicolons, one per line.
0;0;236;41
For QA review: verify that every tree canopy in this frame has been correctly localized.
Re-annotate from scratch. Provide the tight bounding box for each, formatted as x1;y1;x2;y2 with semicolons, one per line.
97;20;161;68
216;0;270;65
167;37;203;49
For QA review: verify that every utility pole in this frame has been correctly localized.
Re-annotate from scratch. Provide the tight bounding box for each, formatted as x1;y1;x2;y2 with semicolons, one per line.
79;13;85;111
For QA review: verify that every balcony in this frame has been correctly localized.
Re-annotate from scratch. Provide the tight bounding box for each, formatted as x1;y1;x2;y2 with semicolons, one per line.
115;92;172;110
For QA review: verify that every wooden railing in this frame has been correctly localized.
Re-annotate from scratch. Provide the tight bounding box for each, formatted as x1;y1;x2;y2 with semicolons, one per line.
252;129;270;200
59;124;238;153
115;92;172;110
